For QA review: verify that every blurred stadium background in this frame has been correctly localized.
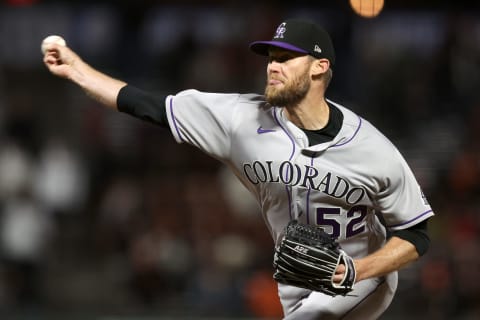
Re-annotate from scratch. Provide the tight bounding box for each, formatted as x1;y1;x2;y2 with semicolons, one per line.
0;0;479;319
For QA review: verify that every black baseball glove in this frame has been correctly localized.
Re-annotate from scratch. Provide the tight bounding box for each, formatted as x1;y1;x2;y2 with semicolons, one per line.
273;220;356;296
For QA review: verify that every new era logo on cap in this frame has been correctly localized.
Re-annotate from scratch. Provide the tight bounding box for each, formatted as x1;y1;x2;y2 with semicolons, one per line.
250;18;336;65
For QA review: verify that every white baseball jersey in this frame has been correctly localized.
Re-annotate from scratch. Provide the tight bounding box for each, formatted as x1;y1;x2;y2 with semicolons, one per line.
165;89;434;319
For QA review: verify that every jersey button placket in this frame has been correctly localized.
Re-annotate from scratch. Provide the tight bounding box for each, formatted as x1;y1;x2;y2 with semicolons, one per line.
289;150;309;221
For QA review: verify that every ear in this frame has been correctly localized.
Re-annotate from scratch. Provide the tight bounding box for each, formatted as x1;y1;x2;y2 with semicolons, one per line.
311;58;330;77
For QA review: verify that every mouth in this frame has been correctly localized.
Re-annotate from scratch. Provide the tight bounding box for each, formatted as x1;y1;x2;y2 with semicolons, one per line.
268;78;283;86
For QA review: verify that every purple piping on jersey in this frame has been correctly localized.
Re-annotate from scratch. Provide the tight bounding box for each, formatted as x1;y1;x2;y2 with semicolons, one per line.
273;108;296;220
339;278;386;319
388;209;433;228
331;116;363;148
304;115;363;219
305;157;315;224
306;186;311;224
169;97;184;142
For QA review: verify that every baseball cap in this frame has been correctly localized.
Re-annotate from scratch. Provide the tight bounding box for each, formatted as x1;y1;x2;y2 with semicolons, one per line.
250;18;335;65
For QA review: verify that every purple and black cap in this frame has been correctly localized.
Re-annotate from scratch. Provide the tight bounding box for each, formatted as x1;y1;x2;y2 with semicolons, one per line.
250;18;335;65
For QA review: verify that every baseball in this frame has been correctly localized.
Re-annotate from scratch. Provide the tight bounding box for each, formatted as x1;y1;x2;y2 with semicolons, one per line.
349;0;384;18
41;35;66;54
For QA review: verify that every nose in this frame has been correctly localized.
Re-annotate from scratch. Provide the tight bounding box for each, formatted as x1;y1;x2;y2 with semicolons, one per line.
268;60;281;74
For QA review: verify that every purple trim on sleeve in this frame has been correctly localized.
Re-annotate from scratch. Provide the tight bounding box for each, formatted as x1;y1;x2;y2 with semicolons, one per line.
388;209;433;229
273;108;296;220
169;96;184;142
332;116;362;148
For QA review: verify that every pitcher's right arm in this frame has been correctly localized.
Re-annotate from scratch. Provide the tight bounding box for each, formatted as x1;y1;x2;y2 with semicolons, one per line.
43;43;126;110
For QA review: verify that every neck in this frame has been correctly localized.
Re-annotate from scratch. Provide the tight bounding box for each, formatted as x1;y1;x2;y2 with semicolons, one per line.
284;96;330;130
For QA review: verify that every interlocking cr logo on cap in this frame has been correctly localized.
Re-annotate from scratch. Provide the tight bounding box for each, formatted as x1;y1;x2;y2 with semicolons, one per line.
274;22;287;39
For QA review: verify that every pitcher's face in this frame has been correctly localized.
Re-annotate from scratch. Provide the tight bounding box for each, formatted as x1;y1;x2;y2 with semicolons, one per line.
264;48;312;107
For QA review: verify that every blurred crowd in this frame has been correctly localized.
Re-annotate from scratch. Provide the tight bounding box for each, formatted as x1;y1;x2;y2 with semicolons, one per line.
0;1;479;319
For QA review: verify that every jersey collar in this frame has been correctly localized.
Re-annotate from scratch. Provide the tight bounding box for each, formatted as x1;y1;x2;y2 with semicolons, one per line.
274;99;363;154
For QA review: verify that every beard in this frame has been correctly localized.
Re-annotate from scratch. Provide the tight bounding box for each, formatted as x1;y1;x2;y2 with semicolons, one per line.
264;67;311;107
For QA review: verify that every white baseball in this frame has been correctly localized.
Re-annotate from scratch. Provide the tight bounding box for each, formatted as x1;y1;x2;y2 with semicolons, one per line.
41;35;67;54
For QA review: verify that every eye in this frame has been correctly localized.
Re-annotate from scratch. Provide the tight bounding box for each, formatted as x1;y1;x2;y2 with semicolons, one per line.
268;54;292;63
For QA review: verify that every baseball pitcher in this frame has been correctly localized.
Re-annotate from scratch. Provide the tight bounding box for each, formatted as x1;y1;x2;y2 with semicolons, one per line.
43;18;434;319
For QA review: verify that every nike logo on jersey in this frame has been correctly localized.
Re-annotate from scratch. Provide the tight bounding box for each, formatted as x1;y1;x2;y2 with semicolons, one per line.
257;126;276;134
